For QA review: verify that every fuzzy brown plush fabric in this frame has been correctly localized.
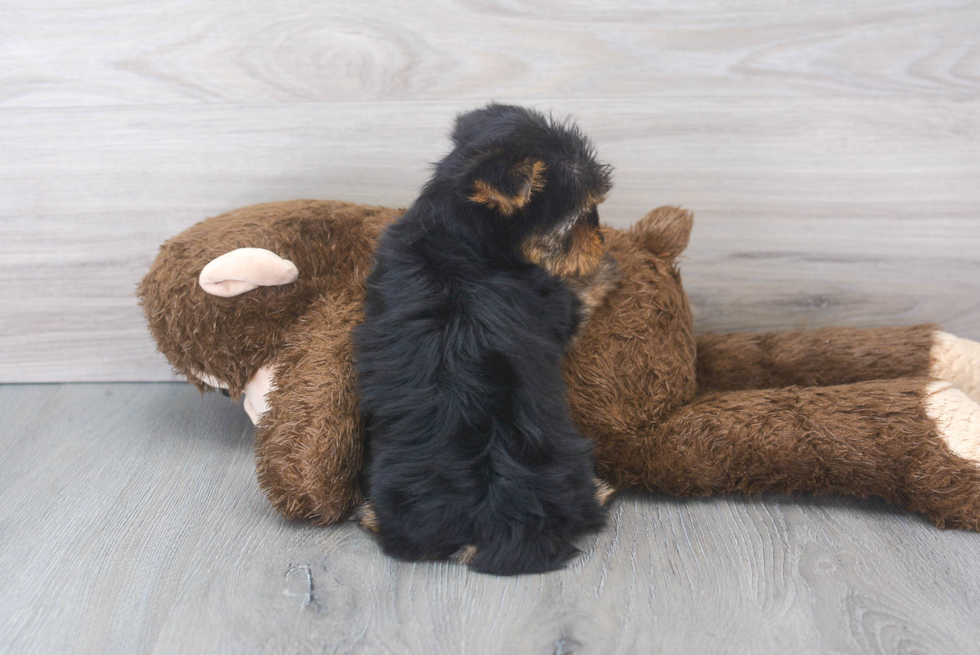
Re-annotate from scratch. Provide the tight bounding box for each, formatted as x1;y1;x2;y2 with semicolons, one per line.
138;200;980;530
638;379;980;530
696;324;937;391
138;200;398;397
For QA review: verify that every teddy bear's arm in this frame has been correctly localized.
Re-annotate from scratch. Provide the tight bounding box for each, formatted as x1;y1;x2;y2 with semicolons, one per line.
603;377;980;530
695;324;980;403
254;290;366;525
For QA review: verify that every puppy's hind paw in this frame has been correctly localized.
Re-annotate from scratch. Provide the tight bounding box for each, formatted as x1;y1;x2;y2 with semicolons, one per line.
451;545;478;566
355;503;380;533
595;478;615;506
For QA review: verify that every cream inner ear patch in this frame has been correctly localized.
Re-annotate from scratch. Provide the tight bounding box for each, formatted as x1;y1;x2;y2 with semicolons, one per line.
930;331;980;404
199;248;299;297
925;381;980;464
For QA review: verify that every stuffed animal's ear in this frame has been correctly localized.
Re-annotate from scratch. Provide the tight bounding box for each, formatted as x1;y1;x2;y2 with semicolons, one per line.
199;248;298;297
465;155;547;216
629;206;694;259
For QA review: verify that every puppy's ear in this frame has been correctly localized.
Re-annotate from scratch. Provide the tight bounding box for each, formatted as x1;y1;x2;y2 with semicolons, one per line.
465;155;547;216
451;103;523;147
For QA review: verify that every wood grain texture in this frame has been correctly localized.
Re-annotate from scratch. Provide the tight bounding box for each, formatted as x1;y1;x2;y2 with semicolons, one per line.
2;383;980;654
1;0;978;382
2;0;978;106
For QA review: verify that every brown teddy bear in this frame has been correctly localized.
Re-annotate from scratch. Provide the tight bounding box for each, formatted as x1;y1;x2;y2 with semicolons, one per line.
138;200;980;531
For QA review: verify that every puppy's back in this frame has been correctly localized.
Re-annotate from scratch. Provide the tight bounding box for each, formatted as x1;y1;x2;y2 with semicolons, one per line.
357;221;606;575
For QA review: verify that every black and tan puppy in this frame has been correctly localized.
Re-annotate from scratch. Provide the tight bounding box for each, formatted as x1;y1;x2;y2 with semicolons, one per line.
354;104;615;575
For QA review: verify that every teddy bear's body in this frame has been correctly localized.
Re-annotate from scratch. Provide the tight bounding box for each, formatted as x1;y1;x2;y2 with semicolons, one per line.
139;200;980;531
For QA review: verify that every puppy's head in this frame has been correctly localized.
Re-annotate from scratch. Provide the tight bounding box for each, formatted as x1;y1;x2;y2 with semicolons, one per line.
447;104;612;279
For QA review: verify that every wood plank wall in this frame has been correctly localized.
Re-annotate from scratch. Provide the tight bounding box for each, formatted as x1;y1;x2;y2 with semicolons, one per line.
1;0;977;381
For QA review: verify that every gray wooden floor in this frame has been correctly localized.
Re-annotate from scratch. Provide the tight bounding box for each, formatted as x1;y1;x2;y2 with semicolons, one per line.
3;383;980;655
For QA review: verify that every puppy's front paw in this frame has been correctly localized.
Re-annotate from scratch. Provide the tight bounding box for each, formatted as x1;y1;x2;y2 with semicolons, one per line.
566;255;622;323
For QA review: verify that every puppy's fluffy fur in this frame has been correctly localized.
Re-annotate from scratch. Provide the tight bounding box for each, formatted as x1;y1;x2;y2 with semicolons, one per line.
354;104;613;575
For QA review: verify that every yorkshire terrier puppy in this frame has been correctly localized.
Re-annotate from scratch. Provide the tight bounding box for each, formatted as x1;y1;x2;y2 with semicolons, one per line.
354;104;617;575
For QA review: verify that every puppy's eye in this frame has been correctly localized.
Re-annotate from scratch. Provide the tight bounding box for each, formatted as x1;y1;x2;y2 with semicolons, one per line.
586;207;599;228
584;207;603;242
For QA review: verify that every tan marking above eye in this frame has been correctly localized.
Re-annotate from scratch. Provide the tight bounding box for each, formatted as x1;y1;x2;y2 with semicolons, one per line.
469;180;524;216
468;159;547;216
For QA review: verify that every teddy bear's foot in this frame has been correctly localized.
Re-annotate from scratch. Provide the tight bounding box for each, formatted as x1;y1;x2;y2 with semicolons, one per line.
931;332;980;404
198;248;299;297
924;380;980;464
908;381;980;531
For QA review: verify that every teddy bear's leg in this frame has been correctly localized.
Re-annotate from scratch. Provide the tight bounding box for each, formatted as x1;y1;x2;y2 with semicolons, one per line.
600;378;980;530
254;290;365;525
695;324;980;403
